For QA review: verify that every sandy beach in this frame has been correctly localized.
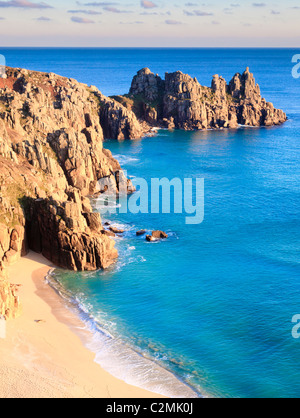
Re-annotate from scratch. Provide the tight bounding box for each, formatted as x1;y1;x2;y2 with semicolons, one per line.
0;252;163;399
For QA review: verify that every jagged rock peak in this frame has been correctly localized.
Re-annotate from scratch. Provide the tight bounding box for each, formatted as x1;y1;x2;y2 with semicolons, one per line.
211;74;227;99
129;67;164;103
139;67;152;75
228;67;261;101
164;71;202;101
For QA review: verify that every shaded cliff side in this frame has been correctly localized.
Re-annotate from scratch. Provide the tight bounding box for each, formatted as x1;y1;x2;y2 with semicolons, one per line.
0;67;148;318
0;265;20;319
114;67;287;130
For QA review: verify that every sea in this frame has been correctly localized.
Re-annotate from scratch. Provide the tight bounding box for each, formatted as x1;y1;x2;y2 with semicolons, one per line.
2;48;300;398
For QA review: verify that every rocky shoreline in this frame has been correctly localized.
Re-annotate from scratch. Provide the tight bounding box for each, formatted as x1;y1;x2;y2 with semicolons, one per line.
0;67;147;318
0;65;287;318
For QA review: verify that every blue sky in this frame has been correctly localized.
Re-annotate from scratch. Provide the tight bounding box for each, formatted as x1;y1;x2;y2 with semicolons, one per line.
0;0;299;46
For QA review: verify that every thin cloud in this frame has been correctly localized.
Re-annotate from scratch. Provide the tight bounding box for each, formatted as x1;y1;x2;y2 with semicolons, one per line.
103;6;132;13
120;20;144;24
140;11;158;15
34;16;51;20
68;9;102;15
184;10;214;16
78;2;118;5
71;16;95;23
165;19;183;25
0;0;53;8
141;0;157;9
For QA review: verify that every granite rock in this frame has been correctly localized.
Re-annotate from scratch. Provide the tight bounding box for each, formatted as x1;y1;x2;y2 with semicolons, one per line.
127;67;287;130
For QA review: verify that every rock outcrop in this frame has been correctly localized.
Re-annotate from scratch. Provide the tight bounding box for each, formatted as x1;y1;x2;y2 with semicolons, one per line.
0;266;20;319
0;66;146;317
126;67;287;130
96;91;145;141
27;198;118;271
152;231;168;239
146;231;169;242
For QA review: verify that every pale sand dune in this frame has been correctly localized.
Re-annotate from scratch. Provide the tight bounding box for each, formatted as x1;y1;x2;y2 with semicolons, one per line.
0;252;163;398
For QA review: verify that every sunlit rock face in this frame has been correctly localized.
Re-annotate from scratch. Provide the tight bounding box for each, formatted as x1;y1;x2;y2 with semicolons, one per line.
128;67;287;130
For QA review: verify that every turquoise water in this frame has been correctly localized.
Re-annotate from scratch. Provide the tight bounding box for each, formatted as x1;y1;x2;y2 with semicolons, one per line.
3;48;300;398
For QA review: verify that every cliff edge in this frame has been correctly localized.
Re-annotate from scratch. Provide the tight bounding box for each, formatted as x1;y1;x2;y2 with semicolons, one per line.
0;67;148;317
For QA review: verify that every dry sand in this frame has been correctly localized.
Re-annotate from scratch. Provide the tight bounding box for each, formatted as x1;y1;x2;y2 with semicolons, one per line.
0;252;163;398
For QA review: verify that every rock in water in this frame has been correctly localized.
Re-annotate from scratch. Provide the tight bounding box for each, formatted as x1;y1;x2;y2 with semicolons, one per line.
152;231;169;239
146;235;156;242
109;227;125;234
127;67;287;130
146;231;169;242
136;230;147;236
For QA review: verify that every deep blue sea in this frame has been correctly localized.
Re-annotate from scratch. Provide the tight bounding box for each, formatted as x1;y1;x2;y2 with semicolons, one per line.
3;48;300;398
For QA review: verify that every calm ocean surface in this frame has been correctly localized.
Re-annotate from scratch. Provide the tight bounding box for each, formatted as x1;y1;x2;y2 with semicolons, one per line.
3;48;300;398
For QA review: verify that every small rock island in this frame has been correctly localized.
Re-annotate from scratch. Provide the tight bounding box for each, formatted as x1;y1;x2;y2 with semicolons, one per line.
114;67;287;130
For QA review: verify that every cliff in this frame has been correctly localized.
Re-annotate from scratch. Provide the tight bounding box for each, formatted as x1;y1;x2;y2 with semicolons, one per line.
119;67;287;130
0;67;148;317
0;65;287;319
0;266;20;319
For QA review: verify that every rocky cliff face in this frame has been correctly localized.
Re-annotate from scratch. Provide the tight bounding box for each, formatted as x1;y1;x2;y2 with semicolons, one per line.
0;66;147;316
0;266;20;319
0;68;144;195
0;67;145;270
0;65;288;319
127;67;287;130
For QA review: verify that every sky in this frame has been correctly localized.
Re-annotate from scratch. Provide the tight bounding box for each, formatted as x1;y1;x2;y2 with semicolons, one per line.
0;0;299;47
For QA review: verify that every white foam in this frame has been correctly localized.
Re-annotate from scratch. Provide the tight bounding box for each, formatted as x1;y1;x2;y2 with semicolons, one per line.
46;271;200;398
113;154;140;165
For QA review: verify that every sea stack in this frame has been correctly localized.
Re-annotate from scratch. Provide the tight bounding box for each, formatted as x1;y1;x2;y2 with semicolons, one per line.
124;67;287;130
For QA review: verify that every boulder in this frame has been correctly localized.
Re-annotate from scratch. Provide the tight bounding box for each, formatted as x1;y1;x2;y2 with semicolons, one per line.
136;230;147;236
146;235;156;242
146;231;169;242
109;227;124;234
102;230;116;238
152;231;168;239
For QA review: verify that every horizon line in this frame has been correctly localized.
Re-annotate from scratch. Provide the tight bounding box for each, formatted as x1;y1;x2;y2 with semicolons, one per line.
0;46;299;49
